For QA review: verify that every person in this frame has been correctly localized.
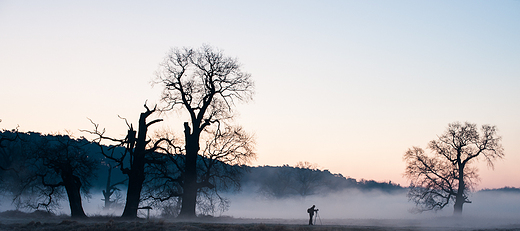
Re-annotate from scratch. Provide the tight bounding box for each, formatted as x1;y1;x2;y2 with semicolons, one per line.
307;205;318;225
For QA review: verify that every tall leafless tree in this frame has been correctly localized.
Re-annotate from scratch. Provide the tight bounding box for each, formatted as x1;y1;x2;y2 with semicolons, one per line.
154;45;254;217
84;104;169;218
403;122;504;215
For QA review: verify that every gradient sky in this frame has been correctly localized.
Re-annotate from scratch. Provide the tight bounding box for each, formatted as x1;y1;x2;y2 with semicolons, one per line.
1;1;519;189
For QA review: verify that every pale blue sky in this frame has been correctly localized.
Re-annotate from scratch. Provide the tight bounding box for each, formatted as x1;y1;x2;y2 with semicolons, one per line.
1;0;519;189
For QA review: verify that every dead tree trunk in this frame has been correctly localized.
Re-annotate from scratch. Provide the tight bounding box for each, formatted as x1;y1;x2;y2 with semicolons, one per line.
102;167;113;210
120;108;154;218
84;104;163;219
102;165;126;210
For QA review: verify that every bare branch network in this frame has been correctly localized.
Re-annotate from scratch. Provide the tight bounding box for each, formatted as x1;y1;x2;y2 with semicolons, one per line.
154;44;254;125
403;122;504;215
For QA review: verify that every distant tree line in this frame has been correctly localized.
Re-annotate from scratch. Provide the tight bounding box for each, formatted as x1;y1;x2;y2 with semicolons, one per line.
479;187;520;193
243;162;404;199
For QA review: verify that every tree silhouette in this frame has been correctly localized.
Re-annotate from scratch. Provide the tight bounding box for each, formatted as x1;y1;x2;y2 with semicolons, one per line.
84;104;169;218
154;45;254;217
2;132;98;218
403;122;504;215
101;163;127;210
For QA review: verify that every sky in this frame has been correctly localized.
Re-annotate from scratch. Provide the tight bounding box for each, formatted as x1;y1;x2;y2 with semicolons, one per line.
0;0;519;190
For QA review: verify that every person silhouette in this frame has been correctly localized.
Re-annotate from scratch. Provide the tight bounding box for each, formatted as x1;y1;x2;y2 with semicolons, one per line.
307;205;318;225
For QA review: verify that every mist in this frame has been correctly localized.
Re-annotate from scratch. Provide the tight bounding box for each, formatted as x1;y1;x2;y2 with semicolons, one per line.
2;186;520;229
220;187;520;228
3;187;520;220
223;188;440;220
0;187;126;218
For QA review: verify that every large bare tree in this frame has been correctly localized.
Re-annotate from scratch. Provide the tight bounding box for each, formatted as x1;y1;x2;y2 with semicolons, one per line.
403;122;504;215
84;104;168;218
154;45;254;217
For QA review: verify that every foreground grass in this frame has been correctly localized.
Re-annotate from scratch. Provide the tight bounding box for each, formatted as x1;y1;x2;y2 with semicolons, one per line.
2;219;520;231
8;219;466;231
0;212;389;231
0;220;388;231
1;211;520;231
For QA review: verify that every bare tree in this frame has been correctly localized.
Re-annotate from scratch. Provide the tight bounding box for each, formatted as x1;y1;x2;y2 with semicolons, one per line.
4;132;98;218
84;104;169;218
33;134;97;218
101;163;127;210
403;122;504;215
154;44;254;217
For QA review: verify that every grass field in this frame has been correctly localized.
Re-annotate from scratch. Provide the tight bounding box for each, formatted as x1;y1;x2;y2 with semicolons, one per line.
1;211;520;231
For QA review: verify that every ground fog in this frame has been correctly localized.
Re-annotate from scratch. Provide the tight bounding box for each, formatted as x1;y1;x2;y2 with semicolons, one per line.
1;188;520;230
220;188;520;229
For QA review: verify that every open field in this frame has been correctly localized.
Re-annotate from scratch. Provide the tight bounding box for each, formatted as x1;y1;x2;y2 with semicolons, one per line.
2;189;520;230
1;214;520;231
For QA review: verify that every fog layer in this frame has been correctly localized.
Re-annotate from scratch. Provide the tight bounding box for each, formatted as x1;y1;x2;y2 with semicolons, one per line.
223;188;520;221
2;187;520;230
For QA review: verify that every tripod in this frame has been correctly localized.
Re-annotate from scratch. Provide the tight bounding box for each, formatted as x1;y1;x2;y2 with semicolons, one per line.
314;210;322;225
